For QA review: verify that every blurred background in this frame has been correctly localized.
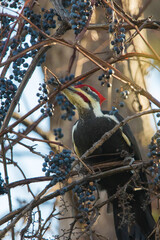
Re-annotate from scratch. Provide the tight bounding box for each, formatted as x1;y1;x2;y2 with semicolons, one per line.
0;0;160;239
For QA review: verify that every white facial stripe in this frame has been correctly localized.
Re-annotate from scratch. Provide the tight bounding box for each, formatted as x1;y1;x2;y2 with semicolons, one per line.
66;88;131;147
63;88;89;110
92;101;103;117
81;93;103;117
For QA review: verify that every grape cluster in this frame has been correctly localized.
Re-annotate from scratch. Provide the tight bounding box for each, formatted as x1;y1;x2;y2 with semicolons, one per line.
156;113;160;127
48;74;76;121
73;182;96;225
47;74;75;85
115;87;130;108
0;78;17;128
59;74;75;84
47;75;76;121
95;0;103;7
47;77;55;85
98;69;114;87
53;128;64;140
109;106;118;115
0;0;23;9
36;83;53;117
42;149;75;185
11;50;29;83
24;7;57;37
0;4;59;127
62;0;72;8
99;0;126;55
56;93;76;121
0;15;15;39
9;5;57;79
119;89;130;100
0;173;7;195
148;131;160;187
69;0;93;35
110;26;126;55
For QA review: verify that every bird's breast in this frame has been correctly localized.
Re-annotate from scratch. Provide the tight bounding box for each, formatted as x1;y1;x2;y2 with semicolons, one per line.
72;116;131;164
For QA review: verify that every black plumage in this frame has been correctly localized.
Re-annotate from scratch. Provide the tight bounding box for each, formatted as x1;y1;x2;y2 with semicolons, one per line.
73;111;155;239
62;84;155;240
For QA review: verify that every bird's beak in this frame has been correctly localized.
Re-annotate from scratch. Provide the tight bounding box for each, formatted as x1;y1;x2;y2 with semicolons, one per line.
62;86;88;106
61;85;105;116
63;86;76;94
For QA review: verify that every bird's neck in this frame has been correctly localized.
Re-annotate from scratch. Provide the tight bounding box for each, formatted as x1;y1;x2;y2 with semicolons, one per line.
78;102;103;120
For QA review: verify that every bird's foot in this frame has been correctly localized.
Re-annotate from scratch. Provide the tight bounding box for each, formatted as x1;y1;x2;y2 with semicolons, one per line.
123;157;135;166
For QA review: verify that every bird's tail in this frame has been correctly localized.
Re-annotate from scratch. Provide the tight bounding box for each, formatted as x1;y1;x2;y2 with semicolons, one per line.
111;190;155;240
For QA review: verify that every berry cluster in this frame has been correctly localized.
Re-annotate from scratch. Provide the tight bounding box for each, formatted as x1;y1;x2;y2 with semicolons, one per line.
119;89;130;100
73;182;96;225
156;113;160;127
53;128;64;140
0;0;23;9
69;0;93;35
0;4;59;127
36;83;53;117
0;173;7;195
11;50;29;83
47;75;76;121
47;74;75;85
115;87;130;108
0;15;15;39
62;0;72;8
148;131;160;187
42;149;75;185
0;78;17;128
109;106;118;115
48;74;76;121
110;26;126;55
24;7;57;38
95;0;103;7
59;74;75;84
99;0;126;55
98;69;114;87
56;93;76;121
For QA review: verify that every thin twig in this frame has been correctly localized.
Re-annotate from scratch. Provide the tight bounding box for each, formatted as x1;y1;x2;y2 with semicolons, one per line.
103;0;160;61
10;130;64;147
0;47;48;133
0;183;52;238
0;68;97;138
75;44;160;108
0;160;152;228
88;20;160;31
135;0;153;19
1;141;15;239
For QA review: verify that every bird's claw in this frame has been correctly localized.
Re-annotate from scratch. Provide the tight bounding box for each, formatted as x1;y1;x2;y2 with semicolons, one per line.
123;157;135;166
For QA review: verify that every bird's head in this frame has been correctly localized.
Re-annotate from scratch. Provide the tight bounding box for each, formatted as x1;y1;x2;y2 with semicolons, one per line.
62;84;106;117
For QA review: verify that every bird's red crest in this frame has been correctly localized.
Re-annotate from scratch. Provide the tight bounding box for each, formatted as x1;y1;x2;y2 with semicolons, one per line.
75;84;106;105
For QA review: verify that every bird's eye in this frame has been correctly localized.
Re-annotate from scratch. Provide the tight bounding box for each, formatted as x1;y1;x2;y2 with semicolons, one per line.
83;86;90;92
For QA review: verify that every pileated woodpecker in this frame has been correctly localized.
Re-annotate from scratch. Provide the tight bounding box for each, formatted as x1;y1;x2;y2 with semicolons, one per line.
62;84;155;240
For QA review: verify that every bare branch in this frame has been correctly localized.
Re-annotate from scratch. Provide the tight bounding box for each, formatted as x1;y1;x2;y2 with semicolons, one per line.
0;160;152;228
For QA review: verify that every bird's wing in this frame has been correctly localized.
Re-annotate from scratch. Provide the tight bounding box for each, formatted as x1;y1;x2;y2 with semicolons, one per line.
103;110;142;160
